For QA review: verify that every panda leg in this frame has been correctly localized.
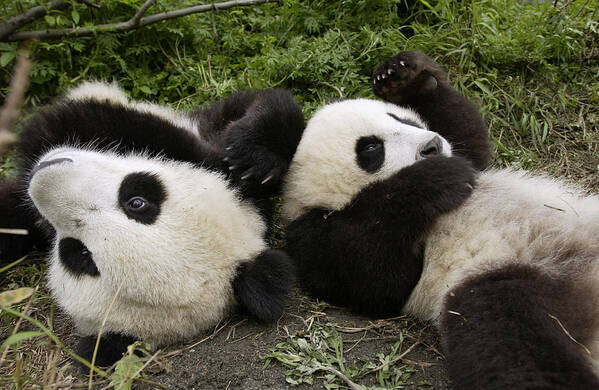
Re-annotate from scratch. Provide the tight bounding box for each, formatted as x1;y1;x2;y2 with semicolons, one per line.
195;89;304;200
441;264;599;390
232;249;296;322
0;179;49;265
75;333;137;370
372;51;490;170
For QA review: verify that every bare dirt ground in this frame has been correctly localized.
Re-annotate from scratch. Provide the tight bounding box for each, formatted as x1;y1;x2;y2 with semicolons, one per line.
142;290;448;389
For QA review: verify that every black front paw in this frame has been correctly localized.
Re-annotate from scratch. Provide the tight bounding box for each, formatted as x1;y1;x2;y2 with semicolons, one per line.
372;51;448;104
421;156;477;210
223;124;287;193
397;156;476;215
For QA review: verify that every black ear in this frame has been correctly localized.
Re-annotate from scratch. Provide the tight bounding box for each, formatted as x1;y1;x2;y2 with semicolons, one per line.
233;249;296;322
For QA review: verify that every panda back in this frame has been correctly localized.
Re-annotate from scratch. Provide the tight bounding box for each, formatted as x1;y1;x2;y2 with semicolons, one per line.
404;169;599;323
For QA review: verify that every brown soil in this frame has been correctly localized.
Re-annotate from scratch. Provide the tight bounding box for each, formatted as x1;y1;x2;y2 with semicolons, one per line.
140;291;449;389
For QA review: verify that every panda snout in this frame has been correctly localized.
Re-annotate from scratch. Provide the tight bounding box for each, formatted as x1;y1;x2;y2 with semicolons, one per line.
30;157;74;177
417;136;442;159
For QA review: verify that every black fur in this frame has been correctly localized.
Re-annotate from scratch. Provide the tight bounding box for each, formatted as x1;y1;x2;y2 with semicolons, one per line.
356;136;385;173
192;89;305;204
441;265;599;390
373;51;490;170
233;249;296;322
75;332;137;369
387;112;423;129
58;238;99;277
0;87;304;265
286;156;476;317
118;172;167;225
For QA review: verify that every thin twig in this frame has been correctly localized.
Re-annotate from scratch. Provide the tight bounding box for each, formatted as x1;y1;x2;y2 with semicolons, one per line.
0;228;28;235
89;280;125;389
76;0;101;9
316;365;362;390
0;1;68;40
366;341;421;374
0;255;28;274
161;319;231;358
4;0;278;42
548;313;592;357
0;44;31;155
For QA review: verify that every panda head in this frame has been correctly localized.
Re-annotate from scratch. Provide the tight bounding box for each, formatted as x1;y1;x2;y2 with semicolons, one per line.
27;147;269;341
282;99;452;220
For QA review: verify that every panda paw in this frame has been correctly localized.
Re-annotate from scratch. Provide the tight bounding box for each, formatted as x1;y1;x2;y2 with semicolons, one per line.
372;51;448;104
420;156;477;211
74;333;136;370
223;126;287;192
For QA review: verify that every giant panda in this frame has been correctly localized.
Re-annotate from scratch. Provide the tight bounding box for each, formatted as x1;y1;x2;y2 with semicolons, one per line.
282;52;599;389
0;81;304;366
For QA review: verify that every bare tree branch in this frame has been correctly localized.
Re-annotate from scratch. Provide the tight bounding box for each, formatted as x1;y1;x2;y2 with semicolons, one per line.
0;0;68;41
3;0;278;42
76;0;101;10
0;46;31;156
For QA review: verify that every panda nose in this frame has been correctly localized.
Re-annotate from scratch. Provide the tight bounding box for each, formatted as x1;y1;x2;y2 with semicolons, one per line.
30;157;73;177
418;136;442;159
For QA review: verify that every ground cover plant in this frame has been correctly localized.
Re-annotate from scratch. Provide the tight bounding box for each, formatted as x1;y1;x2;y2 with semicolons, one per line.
1;0;598;388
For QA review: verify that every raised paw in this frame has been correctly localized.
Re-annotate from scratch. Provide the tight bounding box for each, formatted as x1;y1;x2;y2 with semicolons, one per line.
372;51;448;104
222;124;287;195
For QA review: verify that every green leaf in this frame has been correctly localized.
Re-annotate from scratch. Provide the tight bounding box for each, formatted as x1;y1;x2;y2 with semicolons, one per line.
110;354;144;390
0;51;16;67
44;15;56;26
0;287;34;307
1;331;45;351
72;10;80;24
139;86;153;95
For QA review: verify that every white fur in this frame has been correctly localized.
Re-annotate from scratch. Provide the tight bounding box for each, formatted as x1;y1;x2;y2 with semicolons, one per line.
283;98;599;362
66;81;199;136
29;148;266;345
282;99;451;221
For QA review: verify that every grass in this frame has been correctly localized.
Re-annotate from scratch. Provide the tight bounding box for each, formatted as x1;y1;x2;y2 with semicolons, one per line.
1;0;598;388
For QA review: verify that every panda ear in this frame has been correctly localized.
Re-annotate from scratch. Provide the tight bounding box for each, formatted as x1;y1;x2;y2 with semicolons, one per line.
233;249;296;322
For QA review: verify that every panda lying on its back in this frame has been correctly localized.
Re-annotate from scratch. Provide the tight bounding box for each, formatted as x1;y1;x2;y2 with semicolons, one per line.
0;82;303;366
283;52;599;389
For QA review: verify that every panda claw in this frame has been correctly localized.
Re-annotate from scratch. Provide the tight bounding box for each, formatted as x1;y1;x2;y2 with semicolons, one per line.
241;172;253;180
381;74;387;79
377;75;381;81
225;146;233;151
387;68;394;75
261;175;274;185
223;157;230;162
399;60;406;67
229;165;237;171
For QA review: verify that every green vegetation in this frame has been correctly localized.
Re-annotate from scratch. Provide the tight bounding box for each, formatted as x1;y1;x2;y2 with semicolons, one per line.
1;0;598;388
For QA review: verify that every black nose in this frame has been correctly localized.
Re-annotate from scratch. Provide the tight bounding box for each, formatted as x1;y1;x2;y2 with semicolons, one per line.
30;157;73;177
418;136;442;158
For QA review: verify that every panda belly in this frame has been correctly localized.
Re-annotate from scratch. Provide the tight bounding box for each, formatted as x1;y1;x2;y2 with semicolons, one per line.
403;169;599;337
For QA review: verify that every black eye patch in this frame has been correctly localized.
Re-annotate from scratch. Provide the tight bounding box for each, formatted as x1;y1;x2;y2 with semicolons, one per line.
356;136;385;173
387;113;423;129
59;238;99;277
118;172;167;224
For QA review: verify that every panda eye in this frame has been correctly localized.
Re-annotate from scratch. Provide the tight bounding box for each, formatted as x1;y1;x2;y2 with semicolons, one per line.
356;136;385;173
126;196;148;211
363;143;381;153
